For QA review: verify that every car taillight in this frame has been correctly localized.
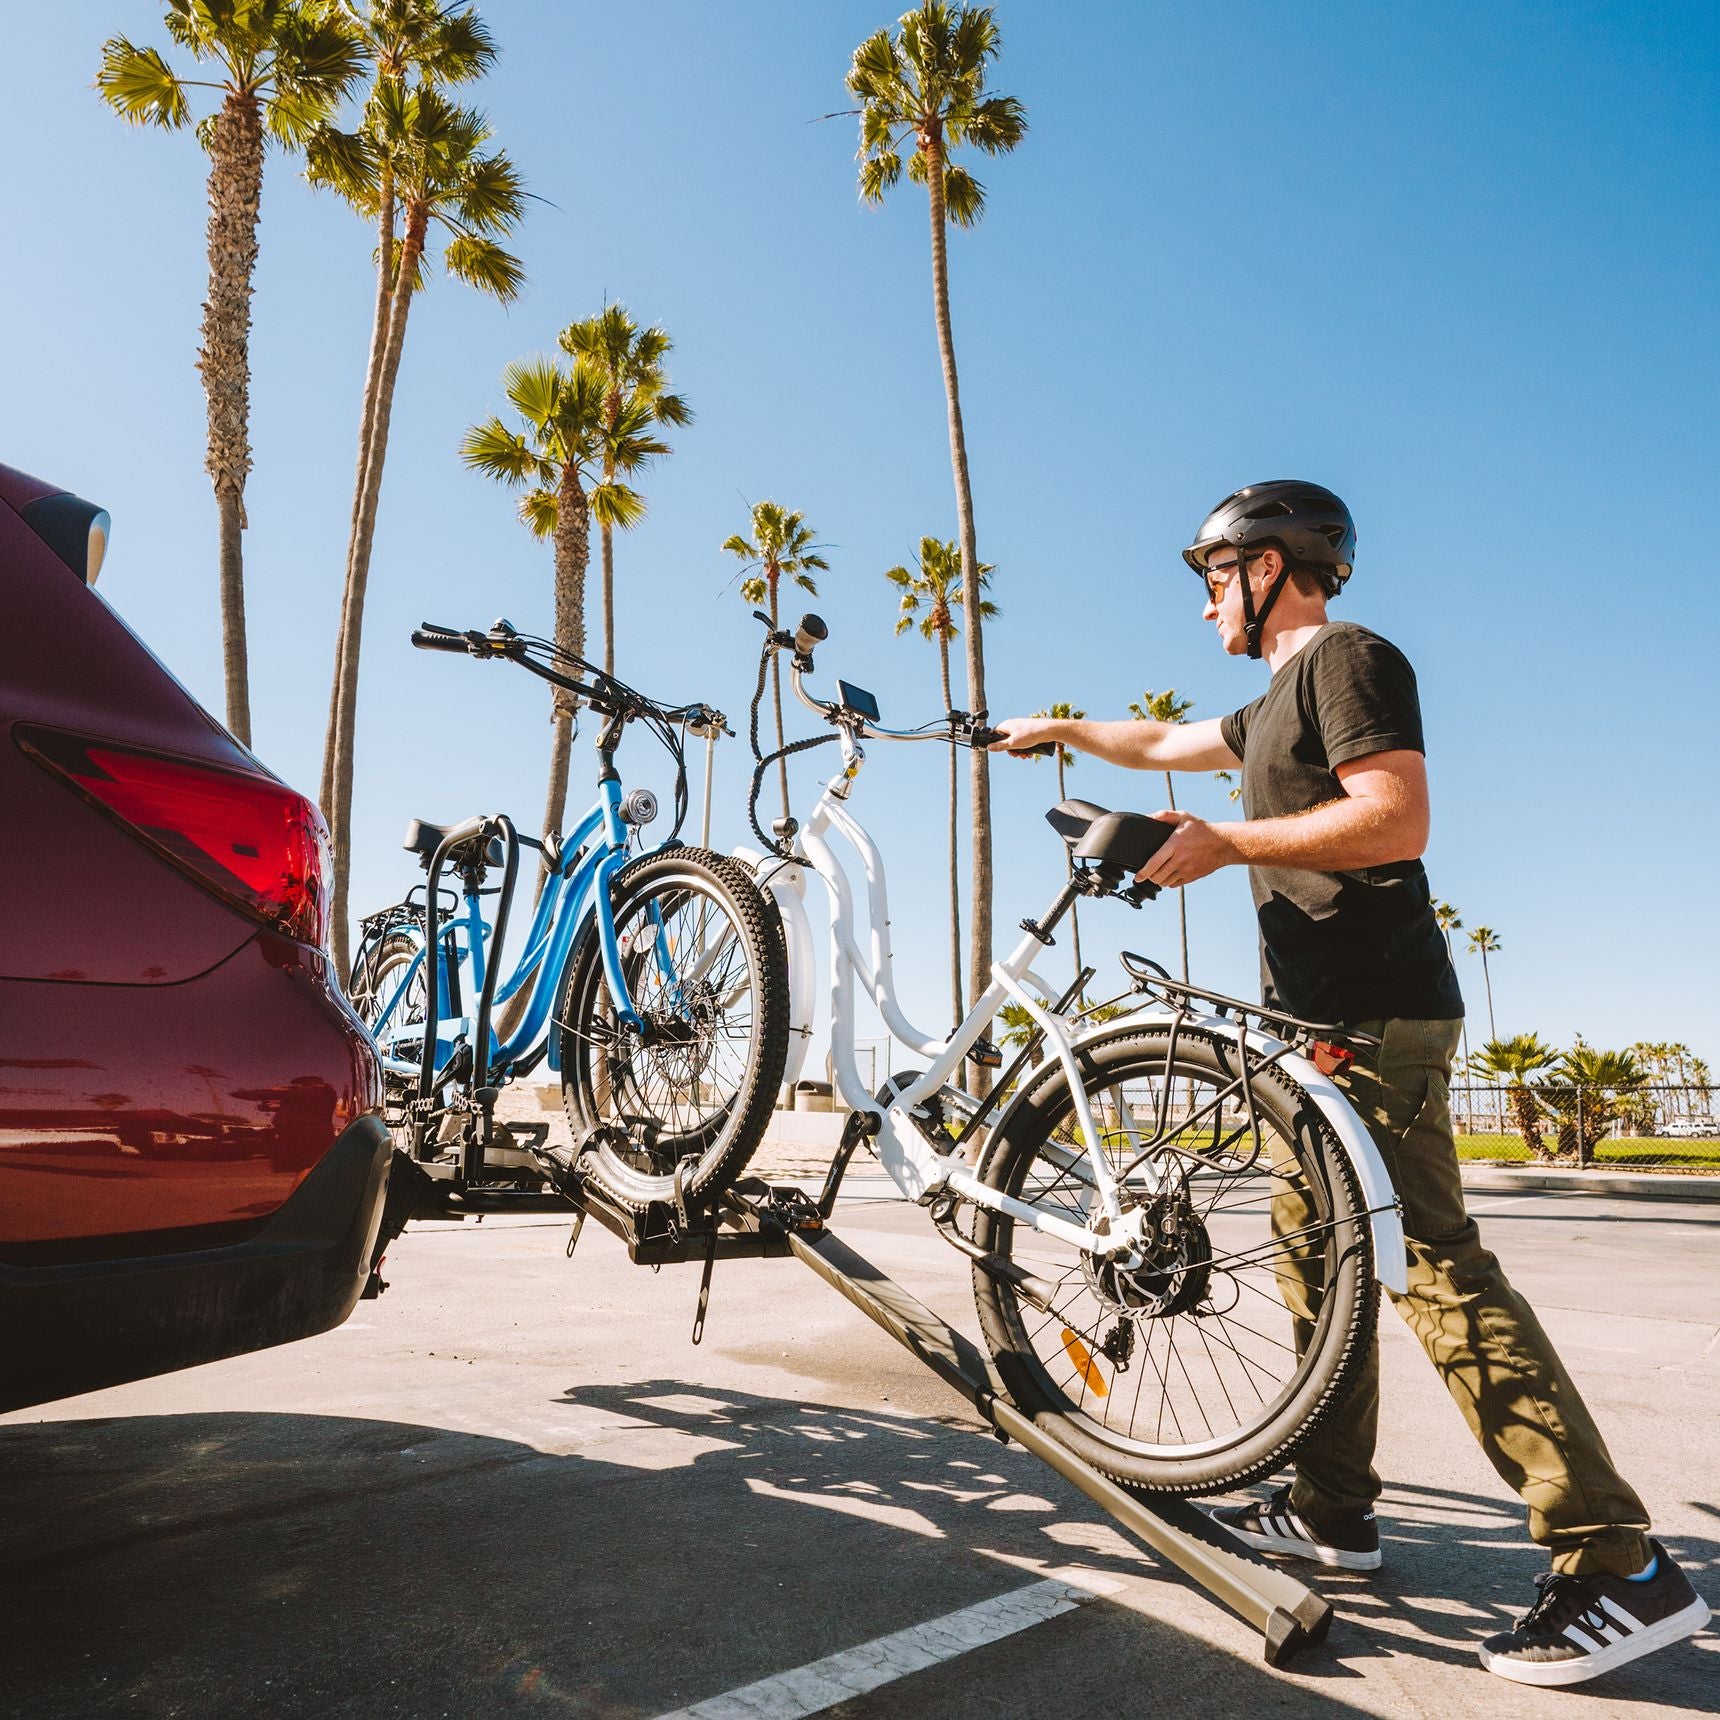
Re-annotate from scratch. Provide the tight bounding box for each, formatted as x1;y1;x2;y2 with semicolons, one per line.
21;730;331;949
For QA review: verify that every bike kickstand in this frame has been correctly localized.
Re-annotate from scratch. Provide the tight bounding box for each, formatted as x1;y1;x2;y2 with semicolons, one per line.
691;1225;718;1345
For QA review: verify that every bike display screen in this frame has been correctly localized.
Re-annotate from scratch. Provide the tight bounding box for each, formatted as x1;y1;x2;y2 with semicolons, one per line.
836;680;881;722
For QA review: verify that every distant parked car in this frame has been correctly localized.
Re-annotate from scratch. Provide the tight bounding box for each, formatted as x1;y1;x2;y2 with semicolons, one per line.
0;460;394;1412
1658;1118;1718;1139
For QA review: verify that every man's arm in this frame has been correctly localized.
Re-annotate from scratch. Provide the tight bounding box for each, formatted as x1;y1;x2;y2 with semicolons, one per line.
989;713;1240;772
1137;750;1430;888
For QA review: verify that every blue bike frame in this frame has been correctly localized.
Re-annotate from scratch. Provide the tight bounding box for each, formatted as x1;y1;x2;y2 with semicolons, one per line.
368;777;658;1089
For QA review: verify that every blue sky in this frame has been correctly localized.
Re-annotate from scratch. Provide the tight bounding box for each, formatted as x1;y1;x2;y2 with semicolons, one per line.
5;1;1717;1066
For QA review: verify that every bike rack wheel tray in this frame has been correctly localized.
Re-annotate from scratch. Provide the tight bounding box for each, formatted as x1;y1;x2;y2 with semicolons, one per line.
550;1160;1334;1669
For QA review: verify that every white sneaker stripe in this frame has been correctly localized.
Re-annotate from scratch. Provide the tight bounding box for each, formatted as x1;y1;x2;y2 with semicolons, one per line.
1599;1593;1645;1633
1562;1624;1603;1652
1289;1513;1314;1543
1587;1620;1623;1645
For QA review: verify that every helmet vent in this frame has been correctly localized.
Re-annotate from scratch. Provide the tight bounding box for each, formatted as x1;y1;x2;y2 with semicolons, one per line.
1241;499;1294;521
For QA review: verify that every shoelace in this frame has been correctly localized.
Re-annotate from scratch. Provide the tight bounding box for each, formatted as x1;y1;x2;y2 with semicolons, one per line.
1516;1571;1600;1641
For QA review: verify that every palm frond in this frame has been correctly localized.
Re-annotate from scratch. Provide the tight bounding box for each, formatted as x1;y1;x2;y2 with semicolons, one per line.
96;38;192;129
721;533;757;562
589;480;647;532
501;356;565;433
442;233;524;301
739;575;767;605
304;121;378;203
859;150;903;203
459;414;542;486
519;486;558;539
942;161;986;227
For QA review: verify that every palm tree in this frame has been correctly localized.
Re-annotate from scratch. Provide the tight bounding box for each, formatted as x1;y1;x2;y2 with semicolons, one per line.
1466;926;1502;1040
461;357;652;863
1128;689;1196;982
97;3;367;745
1465;1033;1556;1159
848;1;1026;1022
1026;703;1086;997
996;1000;1042;1068
1547;1045;1647;1161
310;80;524;976
1434;901;1470;1071
722;503;830;825
887;537;997;1026
560;305;692;677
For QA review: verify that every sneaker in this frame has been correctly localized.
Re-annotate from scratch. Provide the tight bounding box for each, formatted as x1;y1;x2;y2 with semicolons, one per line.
1209;1483;1381;1571
1479;1542;1711;1687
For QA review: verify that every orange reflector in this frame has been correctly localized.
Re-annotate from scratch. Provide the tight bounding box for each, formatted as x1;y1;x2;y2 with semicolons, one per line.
1060;1327;1109;1397
1311;1040;1355;1076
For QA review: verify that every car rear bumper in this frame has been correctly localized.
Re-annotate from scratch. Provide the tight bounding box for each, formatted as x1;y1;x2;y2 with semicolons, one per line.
0;1114;391;1414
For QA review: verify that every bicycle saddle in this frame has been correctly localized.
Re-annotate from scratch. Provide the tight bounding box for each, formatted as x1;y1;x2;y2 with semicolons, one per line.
402;819;505;868
1045;800;1176;874
1045;799;1110;846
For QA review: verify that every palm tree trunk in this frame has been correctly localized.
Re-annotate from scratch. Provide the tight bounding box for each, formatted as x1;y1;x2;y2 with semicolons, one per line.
543;467;591;853
321;170;395;819
939;634;963;1026
199;91;264;748
1163;771;1189;981
600;519;615;677
1481;950;1496;1040
325;200;428;981
923;139;993;1038
768;572;790;824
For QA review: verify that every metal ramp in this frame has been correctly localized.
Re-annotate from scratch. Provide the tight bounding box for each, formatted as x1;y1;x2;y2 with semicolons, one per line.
550;1164;1335;1668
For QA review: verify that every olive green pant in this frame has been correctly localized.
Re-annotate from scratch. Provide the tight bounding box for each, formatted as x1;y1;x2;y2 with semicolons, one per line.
1272;1016;1652;1576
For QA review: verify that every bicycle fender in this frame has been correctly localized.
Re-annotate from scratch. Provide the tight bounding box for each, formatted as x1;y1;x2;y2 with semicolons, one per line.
732;845;815;1088
1146;1015;1408;1294
1272;1048;1409;1294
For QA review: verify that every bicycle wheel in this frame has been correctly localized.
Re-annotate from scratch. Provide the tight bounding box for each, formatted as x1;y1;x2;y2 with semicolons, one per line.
349;921;429;1149
556;848;789;1210
349;922;428;1039
971;1026;1377;1496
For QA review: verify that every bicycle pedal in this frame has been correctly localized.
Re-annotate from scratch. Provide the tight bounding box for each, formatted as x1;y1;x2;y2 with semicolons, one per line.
968;1038;1004;1070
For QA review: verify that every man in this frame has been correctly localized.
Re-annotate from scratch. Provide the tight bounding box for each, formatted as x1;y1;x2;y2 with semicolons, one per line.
990;480;1708;1687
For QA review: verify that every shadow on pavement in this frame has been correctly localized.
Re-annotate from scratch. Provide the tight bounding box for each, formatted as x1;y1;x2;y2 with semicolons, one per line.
2;1384;1711;1716
0;1382;1378;1720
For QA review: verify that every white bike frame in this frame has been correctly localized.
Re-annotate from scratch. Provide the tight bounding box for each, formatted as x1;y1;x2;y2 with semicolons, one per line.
741;661;1409;1292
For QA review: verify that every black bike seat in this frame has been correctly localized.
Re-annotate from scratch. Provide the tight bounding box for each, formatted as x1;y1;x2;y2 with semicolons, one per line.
403;819;503;867
1044;799;1111;847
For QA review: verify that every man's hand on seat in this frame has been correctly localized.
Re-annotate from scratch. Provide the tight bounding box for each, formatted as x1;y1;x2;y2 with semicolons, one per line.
1137;810;1239;888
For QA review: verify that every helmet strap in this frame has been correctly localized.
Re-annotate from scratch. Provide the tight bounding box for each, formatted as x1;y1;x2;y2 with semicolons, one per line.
1239;554;1294;661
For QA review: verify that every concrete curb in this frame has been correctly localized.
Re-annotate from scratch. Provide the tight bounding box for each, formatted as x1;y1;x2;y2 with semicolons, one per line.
1459;1165;1720;1202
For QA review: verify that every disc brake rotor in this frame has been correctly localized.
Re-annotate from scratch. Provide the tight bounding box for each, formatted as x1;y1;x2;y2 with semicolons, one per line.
1081;1193;1213;1320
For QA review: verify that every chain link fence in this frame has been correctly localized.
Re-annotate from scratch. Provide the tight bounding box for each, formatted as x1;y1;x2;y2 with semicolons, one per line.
1451;1083;1719;1173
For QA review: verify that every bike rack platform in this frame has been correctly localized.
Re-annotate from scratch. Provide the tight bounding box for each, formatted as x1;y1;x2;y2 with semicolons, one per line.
551;1166;1334;1668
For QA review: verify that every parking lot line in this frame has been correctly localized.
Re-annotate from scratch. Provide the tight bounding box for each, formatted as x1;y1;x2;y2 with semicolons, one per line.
654;1573;1118;1718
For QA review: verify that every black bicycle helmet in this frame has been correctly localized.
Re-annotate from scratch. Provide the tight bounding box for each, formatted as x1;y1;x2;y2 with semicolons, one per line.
1182;480;1356;657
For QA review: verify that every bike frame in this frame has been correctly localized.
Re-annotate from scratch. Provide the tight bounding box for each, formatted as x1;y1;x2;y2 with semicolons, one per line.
368;777;653;1090
748;661;1409;1290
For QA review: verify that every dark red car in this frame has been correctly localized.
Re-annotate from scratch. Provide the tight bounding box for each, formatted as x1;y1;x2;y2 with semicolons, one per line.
0;461;393;1411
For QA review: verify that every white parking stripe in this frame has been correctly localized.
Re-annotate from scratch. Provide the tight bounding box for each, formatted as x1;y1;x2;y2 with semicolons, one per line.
655;1576;1112;1719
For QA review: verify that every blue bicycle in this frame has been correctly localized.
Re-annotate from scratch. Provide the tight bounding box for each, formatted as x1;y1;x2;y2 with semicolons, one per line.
350;618;789;1210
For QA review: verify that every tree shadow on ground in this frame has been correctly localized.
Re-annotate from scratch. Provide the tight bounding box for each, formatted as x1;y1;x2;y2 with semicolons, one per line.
1;1383;1711;1718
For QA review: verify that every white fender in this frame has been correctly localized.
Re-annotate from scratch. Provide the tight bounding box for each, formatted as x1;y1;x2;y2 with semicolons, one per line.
1090;1010;1409;1294
733;845;816;1089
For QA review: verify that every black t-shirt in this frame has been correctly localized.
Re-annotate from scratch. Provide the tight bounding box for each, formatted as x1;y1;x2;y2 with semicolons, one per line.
1218;621;1464;1026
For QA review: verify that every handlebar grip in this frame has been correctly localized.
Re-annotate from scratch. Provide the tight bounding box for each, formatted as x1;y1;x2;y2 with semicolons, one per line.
410;627;471;653
970;723;1053;756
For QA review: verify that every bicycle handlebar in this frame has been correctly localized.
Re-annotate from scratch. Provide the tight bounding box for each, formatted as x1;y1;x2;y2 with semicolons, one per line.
410;624;476;654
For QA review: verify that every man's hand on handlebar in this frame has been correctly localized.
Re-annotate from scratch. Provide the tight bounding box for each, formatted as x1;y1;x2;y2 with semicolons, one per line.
985;715;1059;759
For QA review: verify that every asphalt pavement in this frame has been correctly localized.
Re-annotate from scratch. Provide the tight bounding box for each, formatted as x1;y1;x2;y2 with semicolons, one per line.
2;1181;1715;1718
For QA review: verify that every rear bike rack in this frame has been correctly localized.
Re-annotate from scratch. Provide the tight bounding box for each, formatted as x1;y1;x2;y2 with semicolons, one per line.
545;1153;1334;1669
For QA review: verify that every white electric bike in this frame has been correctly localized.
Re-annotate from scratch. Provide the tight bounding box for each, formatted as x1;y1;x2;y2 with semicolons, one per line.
733;613;1408;1496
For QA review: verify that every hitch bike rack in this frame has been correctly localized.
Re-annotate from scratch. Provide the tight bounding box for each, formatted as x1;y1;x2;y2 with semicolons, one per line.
545;1149;1335;1669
